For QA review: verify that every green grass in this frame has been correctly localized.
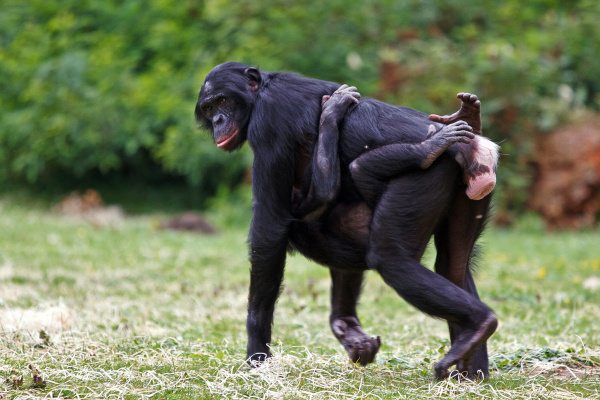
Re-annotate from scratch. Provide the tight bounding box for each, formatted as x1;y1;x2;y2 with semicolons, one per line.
0;193;599;399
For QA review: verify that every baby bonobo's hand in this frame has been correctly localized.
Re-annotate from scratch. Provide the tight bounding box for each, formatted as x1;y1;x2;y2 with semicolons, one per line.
421;121;475;169
321;84;360;124
427;121;475;144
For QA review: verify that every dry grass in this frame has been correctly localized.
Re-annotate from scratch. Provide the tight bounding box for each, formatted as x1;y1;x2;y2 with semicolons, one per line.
1;197;600;398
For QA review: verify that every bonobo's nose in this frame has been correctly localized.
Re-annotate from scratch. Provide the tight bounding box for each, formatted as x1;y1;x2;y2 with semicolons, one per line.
214;114;224;125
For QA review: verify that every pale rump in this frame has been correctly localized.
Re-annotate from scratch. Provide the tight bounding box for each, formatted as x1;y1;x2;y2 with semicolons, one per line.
465;136;500;200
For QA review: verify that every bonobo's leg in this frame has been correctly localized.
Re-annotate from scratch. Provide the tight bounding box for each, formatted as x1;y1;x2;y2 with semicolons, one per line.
430;93;499;200
366;160;497;380
330;269;381;365
293;85;360;220
434;192;493;379
290;205;378;365
349;121;474;207
453;269;491;379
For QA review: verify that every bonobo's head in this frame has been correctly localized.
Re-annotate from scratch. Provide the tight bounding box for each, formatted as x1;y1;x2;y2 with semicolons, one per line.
195;62;262;152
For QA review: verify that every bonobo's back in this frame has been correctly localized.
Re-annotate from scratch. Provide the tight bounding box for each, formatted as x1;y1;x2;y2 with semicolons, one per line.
249;71;340;146
339;98;442;164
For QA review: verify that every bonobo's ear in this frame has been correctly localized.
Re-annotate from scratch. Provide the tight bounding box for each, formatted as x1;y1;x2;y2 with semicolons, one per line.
244;67;262;92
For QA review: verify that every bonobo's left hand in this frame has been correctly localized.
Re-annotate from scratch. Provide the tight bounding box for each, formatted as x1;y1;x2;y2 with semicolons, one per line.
420;121;475;169
321;84;360;125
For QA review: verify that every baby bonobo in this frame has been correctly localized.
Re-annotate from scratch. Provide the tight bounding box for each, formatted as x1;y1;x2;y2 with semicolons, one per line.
321;86;497;207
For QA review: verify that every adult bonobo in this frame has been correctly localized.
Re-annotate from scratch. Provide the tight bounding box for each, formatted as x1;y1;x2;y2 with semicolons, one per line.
195;61;500;379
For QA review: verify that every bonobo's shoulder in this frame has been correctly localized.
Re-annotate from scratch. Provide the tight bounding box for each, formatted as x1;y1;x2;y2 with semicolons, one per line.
267;72;339;92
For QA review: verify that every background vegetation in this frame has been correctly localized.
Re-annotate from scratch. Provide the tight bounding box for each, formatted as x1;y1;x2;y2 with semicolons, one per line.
2;0;600;212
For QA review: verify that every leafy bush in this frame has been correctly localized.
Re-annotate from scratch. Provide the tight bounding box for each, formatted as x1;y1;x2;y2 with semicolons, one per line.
0;0;248;197
1;0;599;211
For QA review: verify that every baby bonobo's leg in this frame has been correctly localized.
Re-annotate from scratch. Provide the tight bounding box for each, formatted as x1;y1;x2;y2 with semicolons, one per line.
429;93;499;200
348;121;475;208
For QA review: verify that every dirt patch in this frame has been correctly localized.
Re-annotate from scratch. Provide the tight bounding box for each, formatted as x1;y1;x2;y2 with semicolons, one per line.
54;189;124;227
531;364;600;379
529;115;600;229
160;212;217;234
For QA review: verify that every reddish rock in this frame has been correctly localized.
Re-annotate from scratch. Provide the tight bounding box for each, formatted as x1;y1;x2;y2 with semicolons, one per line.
529;115;600;229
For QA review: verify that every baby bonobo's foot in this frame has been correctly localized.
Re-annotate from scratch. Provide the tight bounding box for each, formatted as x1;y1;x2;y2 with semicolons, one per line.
429;93;498;200
331;316;381;365
434;314;498;380
321;84;360;124
421;121;475;169
429;92;481;134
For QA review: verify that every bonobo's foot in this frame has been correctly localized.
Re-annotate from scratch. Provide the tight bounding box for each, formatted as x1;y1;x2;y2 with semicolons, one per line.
246;346;272;367
451;358;488;380
449;344;490;380
321;84;360;124
430;93;498;200
421;121;475;169
429;92;482;134
434;314;498;380
331;316;381;365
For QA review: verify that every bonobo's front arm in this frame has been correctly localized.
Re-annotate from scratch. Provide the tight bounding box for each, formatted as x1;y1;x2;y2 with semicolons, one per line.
246;140;295;363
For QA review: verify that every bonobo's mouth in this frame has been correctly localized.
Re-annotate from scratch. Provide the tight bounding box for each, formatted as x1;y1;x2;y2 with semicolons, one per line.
216;128;239;151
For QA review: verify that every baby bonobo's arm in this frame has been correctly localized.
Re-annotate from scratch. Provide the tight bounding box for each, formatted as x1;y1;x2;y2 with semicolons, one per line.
292;85;359;221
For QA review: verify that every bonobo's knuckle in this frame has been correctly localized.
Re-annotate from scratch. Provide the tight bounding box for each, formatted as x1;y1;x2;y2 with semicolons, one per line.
349;160;361;175
334;84;349;94
331;319;348;337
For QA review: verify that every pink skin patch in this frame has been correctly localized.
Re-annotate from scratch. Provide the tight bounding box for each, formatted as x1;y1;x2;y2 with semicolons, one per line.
466;136;500;200
467;173;496;200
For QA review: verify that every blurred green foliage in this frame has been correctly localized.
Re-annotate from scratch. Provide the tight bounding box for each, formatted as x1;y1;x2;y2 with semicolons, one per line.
1;0;599;211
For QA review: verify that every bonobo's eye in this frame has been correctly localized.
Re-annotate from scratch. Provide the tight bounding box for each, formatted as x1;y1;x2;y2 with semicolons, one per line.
218;97;227;107
205;105;213;112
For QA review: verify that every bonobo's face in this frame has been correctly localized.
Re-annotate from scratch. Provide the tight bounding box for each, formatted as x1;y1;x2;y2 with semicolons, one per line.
195;62;260;152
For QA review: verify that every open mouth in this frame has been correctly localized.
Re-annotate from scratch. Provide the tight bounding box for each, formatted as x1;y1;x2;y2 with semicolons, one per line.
216;128;239;150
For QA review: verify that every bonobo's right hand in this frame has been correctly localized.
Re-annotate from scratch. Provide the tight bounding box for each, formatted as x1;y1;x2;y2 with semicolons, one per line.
321;84;360;124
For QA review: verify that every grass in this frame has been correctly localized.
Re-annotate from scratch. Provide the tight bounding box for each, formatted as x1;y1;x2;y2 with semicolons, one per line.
0;191;599;399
